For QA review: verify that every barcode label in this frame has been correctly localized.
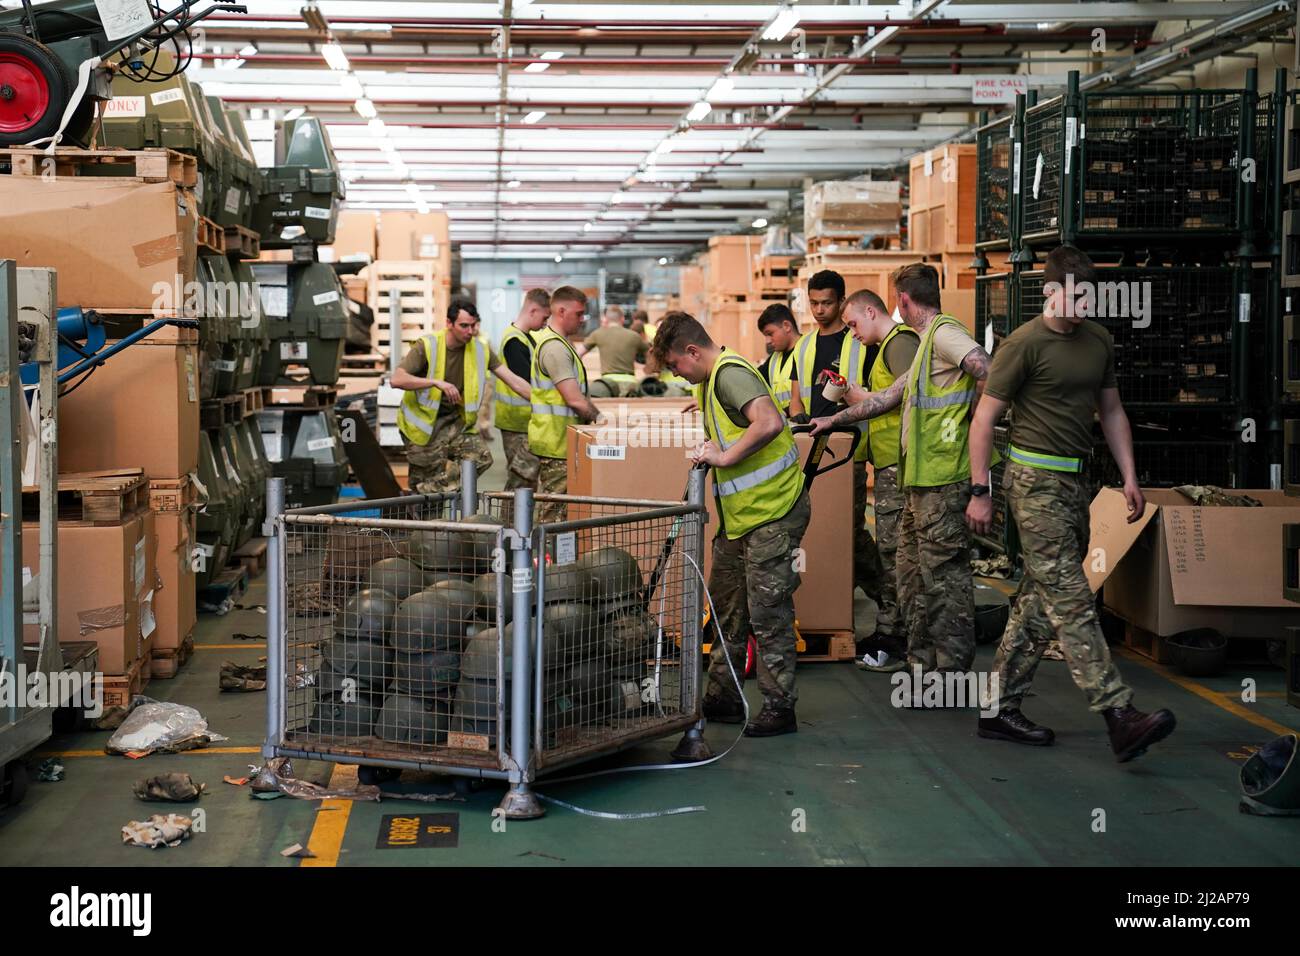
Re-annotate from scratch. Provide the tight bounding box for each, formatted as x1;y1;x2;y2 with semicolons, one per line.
212;359;237;372
586;445;626;460
1238;293;1251;323
312;290;340;306
151;88;185;106
304;206;332;220
307;437;336;451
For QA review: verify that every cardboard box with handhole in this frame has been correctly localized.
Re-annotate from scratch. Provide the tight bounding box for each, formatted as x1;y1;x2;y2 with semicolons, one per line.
1087;488;1300;648
567;424;855;632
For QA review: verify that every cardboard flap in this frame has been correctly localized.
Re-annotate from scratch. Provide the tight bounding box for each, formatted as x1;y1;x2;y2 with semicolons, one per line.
1162;506;1295;608
1086;487;1159;592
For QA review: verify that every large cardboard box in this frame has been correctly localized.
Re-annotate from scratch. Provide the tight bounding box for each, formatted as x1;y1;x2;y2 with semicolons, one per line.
22;512;155;675
378;210;451;263
151;508;198;653
330;209;378;262
679;262;706;316
57;335;201;479
0;178;196;309
567;425;854;632
707;236;760;297
805;179;902;241
1089;488;1300;639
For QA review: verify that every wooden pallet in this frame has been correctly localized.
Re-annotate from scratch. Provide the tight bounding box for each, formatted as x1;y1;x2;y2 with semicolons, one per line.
340;352;388;376
150;631;196;680
367;260;450;355
97;656;149;712
148;474;197;514
24;469;147;525
200;393;244;430
234;537;269;577
197;215;226;255
199;565;249;607
266;384;339;409
242;386;266;417
0;146;197;187
752;255;798;292
796;630;857;662
224;224;261;260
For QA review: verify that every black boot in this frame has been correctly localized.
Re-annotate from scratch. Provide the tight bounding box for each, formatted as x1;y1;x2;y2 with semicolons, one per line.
702;697;745;725
977;708;1055;746
743;704;797;738
1103;703;1176;763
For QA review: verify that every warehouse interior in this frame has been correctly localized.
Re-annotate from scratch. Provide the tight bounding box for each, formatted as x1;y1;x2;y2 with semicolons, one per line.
1;0;1299;874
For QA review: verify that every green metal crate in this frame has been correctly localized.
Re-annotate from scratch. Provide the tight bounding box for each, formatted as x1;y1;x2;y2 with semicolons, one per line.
976;113;1013;250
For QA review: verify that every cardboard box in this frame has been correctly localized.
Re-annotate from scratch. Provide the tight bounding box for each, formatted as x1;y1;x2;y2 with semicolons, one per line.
1090;487;1300;639
707;236;759;297
331;209;378;262
0;178;196;309
151;508;198;653
57;337;200;479
567;425;855;632
378;210;451;262
805;179;902;240
22;512;155;675
679;262;706;315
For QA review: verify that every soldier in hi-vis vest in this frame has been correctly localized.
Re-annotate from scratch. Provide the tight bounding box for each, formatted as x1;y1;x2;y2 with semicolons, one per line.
811;264;993;684
755;303;804;418
494;288;551;491
652;312;811;738
392;297;533;494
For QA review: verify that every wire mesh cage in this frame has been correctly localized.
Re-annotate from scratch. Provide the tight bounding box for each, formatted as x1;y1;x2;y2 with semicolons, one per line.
976;114;1014;249
1090;426;1243;490
1020;95;1065;242
974;272;1014;355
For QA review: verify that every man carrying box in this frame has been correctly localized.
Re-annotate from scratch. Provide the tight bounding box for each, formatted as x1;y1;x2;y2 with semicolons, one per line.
966;246;1176;761
653;311;811;738
495;288;551;491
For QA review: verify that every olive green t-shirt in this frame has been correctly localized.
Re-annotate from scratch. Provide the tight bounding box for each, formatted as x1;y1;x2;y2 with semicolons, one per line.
583;324;648;376
881;329;920;381
400;337;500;418
706;364;771;430
984;315;1118;459
535;336;583;387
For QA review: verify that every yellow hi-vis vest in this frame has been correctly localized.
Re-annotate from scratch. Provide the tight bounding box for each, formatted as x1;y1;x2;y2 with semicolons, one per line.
901;313;989;489
793;328;871;461
866;323;919;469
396;330;487;445
766;349;796;415
494;324;534;433
529;326;588;459
696;349;803;540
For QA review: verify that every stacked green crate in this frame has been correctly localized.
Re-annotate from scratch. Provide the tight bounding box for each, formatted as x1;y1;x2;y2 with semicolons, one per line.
256;407;350;509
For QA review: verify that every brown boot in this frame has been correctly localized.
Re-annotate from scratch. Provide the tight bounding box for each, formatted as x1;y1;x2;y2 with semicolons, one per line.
743;705;797;738
1103;703;1176;763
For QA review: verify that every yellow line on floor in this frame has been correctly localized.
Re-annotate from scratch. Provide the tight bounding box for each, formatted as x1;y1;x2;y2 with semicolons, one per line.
1117;648;1299;738
195;643;267;649
37;745;263;758
301;764;357;868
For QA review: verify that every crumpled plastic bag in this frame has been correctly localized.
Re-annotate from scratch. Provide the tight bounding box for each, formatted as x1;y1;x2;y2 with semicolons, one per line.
133;772;206;802
122;813;193;848
106;697;227;756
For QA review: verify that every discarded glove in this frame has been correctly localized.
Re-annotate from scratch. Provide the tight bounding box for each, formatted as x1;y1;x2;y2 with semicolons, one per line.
133;772;206;802
220;661;268;693
122;813;193;849
37;758;64;782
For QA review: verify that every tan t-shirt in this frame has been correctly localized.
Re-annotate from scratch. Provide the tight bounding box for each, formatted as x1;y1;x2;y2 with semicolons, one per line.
401;336;500;417
898;321;981;453
583;324;648;377
536;336;582;387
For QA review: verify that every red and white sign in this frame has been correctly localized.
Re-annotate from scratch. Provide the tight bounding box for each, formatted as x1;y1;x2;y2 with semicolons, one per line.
972;76;1029;105
104;96;147;118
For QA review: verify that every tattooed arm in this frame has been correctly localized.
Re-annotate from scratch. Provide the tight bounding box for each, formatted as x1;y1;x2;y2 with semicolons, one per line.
960;346;992;404
809;377;906;435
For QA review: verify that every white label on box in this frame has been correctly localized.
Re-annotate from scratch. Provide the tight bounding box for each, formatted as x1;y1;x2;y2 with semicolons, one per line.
1064;118;1077;174
1239;293;1251;323
586;445;626;461
1032;153;1044;199
307;436;336;452
185;353;197;403
105;96;147;118
312;290;340;307
555;532;576;566
512;567;533;593
150;88;186;107
134;539;147;593
984;321;994;355
1012;143;1022;195
212;359;237;373
224;187;242;216
139;592;157;639
280;341;309;361
304;206;332;220
924;150;933;177
95;0;154;41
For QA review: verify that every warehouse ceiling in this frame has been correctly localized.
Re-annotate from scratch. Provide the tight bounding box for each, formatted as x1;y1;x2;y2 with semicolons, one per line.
185;0;1296;258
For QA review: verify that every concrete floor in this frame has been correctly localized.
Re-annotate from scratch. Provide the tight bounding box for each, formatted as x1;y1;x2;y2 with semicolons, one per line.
2;434;1298;866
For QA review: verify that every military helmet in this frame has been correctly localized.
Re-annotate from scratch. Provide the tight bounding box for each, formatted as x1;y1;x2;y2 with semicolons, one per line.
390;585;475;653
457;513;500;575
472;571;510;624
376;694;448;746
540;601;599;668
461;625;513;680
321;635;393;691
308;697;379;737
542;563;595;604
367;557;429;601
337;587;398;641
392;649;461;702
575;547;644;607
401;528;461;572
602;608;658;660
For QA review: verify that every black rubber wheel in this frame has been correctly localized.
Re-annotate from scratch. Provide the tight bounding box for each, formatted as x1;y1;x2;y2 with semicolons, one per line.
0;34;81;147
2;760;30;808
357;765;401;785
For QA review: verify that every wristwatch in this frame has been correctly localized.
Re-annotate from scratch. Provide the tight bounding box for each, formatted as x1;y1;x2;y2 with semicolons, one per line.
970;483;990;498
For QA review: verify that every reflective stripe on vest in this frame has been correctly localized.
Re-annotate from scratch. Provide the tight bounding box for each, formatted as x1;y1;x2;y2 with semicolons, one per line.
901;314;982;489
700;349;803;540
767;349;796;413
793;328;870;461
866;323;918;470
1008;444;1083;473
494;324;534;432
396;331;487;445
528;326;588;459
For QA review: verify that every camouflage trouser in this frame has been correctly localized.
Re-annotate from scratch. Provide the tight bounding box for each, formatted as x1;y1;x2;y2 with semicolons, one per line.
501;429;540;492
853;460;884;603
992;463;1132;713
872;465;906;653
897;480;975;671
404;415;494;495
705;491;812;712
536;456;569;525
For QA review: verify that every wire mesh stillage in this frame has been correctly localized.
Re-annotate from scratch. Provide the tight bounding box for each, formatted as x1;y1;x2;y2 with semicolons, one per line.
264;471;706;789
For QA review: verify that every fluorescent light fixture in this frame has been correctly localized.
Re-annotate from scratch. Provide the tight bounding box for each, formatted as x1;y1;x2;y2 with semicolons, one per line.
686;100;712;122
284;108;305;121
339;75;363;99
389;158;409;178
762;9;800;42
525;51;564;73
706;76;734;100
354;98;378;119
367;118;386;136
752;217;768;228
523;110;547;125
239;44;258;57
379;139;399;155
250;108;264;121
405;182;421;199
610;193;623;204
507;179;521;188
321;42;350;72
654;139;675;155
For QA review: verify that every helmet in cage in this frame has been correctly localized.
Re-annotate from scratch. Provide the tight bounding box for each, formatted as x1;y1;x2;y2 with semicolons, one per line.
461;625;514;680
575;547;645;610
541;563;595;605
367;558;430;601
392;649;461;702
308;696;380;737
602;608;658;659
376;693;449;746
539;602;600;670
337;588;399;642
320;634;394;691
390;582;477;653
401;528;461;572
457;513;500;575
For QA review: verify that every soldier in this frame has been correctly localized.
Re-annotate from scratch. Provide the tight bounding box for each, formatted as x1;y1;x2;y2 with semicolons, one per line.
811;263;990;676
837;289;920;673
577;303;648;397
653;311;811;737
495;288;551;491
755;303;804;418
791;269;884;635
530;286;603;523
393;297;533;494
967;246;1175;761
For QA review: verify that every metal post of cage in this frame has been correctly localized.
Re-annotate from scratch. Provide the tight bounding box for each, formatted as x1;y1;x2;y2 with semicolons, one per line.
671;467;713;762
498;487;543;819
460;459;477;518
263;476;286;758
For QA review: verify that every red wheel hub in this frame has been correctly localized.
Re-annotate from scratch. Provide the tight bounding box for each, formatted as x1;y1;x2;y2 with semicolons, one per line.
0;52;51;134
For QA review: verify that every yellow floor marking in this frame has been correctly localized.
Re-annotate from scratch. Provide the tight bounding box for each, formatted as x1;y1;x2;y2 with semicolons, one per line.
195;643;268;649
1116;648;1299;738
300;763;357;868
38;745;263;758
